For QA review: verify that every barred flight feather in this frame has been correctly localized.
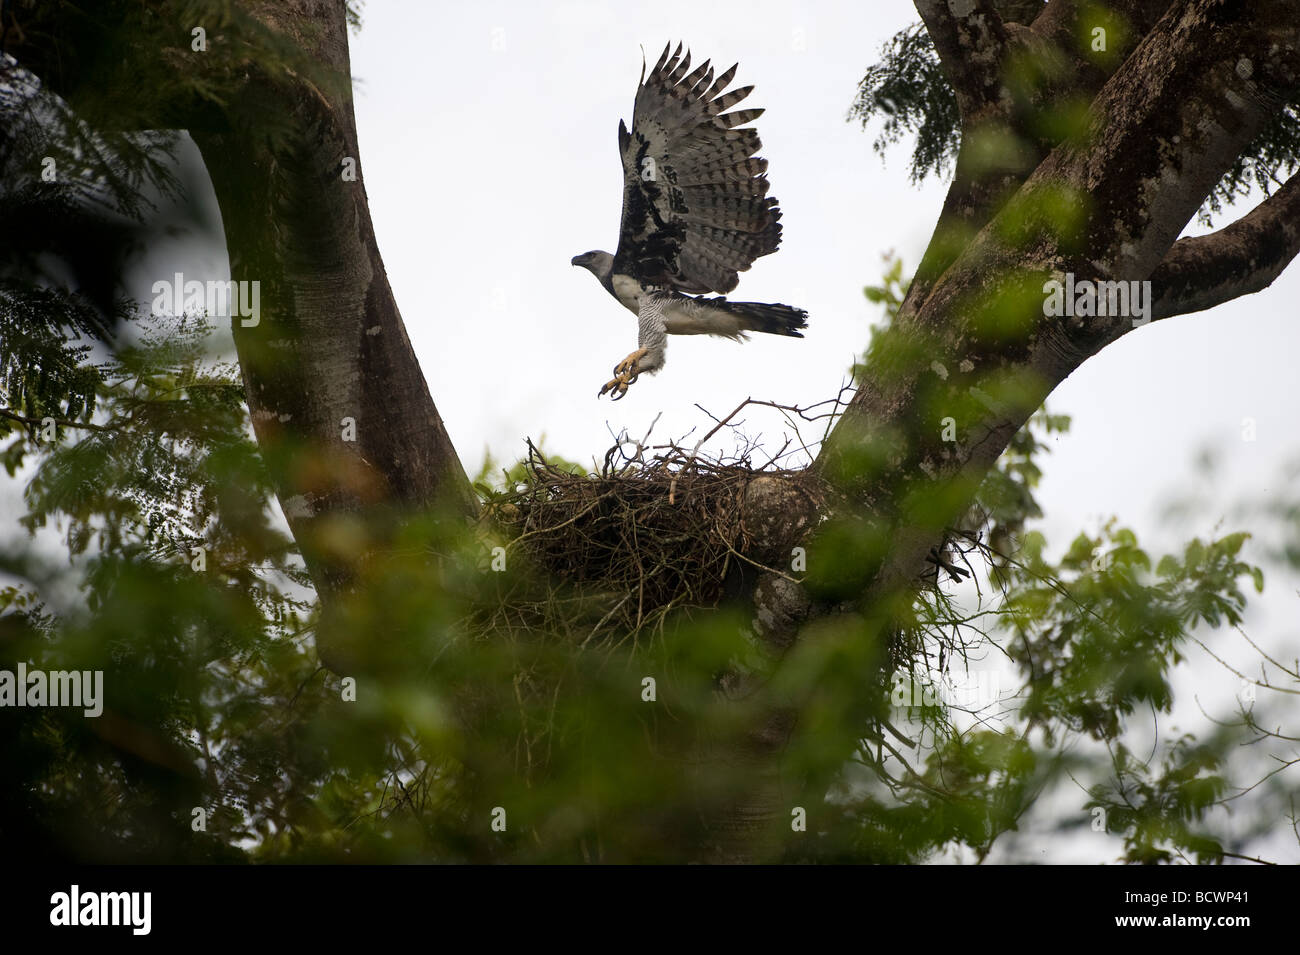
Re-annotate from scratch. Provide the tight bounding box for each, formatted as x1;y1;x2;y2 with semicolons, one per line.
611;42;786;294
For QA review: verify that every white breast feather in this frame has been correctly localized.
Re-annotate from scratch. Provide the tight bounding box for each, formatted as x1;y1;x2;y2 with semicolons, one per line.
663;299;744;340
611;274;643;313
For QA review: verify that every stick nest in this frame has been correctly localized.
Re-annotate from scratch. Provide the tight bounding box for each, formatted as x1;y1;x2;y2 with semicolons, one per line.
483;427;828;643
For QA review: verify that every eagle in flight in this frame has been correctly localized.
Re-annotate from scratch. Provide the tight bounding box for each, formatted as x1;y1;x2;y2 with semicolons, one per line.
572;42;808;400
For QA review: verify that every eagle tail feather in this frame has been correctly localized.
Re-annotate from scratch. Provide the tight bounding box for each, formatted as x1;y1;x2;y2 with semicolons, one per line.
714;299;808;338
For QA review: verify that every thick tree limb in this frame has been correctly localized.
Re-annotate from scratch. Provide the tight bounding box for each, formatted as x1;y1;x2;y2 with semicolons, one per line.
1150;173;1300;320
184;3;478;669
1030;0;1174;51
16;2;481;616
716;0;1300;861
993;0;1047;27
906;0;1188;313
804;0;1298;679
915;0;1011;121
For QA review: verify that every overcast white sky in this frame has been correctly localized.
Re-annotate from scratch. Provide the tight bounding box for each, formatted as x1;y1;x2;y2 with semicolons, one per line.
8;0;1299;861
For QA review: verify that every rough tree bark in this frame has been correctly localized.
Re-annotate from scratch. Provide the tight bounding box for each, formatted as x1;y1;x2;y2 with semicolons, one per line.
185;3;481;670
730;0;1300;861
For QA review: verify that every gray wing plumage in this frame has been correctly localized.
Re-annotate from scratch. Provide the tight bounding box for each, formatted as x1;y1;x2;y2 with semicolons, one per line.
612;42;784;295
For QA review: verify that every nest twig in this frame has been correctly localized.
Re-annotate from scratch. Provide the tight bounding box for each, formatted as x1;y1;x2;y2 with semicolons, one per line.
482;396;839;647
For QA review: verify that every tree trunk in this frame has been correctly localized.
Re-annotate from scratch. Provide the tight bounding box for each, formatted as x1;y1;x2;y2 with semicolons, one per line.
186;2;478;670
724;0;1300;861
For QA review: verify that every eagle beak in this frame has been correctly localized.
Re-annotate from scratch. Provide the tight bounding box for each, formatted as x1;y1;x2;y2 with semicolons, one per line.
571;255;583;266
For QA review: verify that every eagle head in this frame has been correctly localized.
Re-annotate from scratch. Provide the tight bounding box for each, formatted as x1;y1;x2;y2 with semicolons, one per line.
571;250;614;281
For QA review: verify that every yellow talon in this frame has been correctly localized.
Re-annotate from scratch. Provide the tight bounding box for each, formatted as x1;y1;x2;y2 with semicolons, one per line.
598;349;648;400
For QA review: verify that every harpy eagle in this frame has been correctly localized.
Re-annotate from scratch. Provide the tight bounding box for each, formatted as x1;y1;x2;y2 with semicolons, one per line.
572;42;808;400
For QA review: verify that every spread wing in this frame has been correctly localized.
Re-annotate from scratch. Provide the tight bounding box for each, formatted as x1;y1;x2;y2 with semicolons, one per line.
611;42;783;295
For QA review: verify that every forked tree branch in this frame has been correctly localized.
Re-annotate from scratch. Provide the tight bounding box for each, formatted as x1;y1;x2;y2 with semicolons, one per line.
815;0;1298;598
1150;173;1300;321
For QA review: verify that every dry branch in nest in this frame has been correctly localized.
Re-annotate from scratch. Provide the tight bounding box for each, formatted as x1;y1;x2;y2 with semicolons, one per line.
464;391;1005;781
482;398;840;646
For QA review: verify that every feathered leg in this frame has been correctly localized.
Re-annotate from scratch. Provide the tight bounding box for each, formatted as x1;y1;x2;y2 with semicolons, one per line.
598;292;668;400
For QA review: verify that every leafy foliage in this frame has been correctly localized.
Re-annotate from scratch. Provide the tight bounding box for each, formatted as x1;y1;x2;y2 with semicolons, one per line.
0;224;1288;870
849;21;1300;223
1087;736;1228;864
0;307;321;859
848;24;959;186
836;255;1285;863
1002;524;1262;743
